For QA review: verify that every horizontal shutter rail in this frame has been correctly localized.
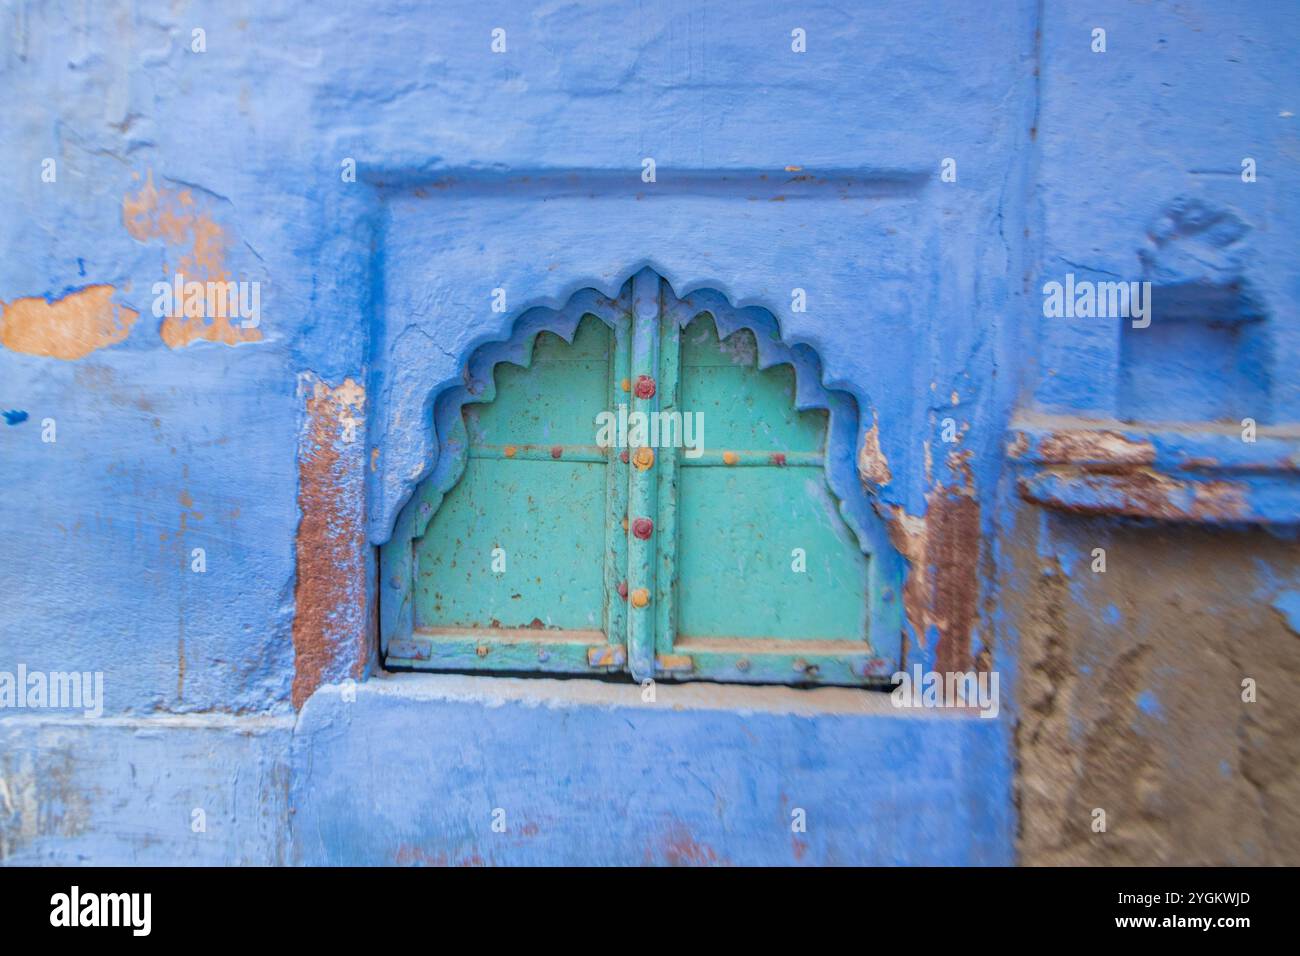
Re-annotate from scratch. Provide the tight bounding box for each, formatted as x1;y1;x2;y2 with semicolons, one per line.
676;450;822;468
468;443;609;463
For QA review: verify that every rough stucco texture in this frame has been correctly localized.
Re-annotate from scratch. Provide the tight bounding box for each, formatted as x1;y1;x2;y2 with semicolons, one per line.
1;0;1297;865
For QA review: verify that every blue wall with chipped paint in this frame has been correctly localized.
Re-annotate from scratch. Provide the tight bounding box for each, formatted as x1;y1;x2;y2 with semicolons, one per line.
1;0;1296;865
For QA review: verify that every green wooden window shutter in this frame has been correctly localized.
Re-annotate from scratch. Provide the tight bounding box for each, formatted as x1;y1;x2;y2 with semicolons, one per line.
382;269;903;686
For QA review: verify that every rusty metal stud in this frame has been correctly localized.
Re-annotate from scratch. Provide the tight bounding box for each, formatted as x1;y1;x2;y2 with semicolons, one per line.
476;645;490;657
617;580;628;600
632;517;654;540
632;446;655;471
634;374;656;399
723;450;739;465
770;452;786;466
630;587;650;608
620;377;631;392
504;445;517;458
620;449;629;463
736;659;750;672
550;445;563;459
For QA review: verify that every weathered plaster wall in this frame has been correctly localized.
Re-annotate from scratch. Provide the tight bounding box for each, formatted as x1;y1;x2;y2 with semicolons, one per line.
0;715;292;864
0;0;1295;865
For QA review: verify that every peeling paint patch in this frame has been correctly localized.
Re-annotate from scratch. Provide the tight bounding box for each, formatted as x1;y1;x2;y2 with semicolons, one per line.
1031;429;1157;469
884;488;981;674
1019;469;1248;522
857;413;892;487
862;423;981;674
0;747;92;860
0;286;138;360
292;374;369;709
122;170;262;349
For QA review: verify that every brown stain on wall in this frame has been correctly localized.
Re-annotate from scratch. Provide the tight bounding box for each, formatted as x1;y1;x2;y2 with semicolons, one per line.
0;286;138;359
885;490;981;674
122;170;262;349
652;824;723;866
860;423;982;673
292;375;368;709
1020;469;1248;523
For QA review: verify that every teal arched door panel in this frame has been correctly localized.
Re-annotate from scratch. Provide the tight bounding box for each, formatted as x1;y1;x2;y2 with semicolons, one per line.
382;270;902;686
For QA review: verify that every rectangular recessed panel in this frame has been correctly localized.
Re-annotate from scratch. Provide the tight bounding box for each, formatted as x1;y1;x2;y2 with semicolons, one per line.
675;466;870;642
413;457;607;632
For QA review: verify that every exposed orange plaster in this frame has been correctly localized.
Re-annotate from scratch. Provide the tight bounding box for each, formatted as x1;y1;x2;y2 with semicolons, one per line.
857;413;892;487
0;285;138;360
123;170;262;349
293;375;368;709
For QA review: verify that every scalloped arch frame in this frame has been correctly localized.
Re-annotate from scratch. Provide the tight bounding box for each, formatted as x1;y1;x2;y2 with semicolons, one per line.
379;269;905;668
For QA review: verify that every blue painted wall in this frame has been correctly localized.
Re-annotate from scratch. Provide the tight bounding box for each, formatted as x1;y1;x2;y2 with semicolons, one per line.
1;0;1296;865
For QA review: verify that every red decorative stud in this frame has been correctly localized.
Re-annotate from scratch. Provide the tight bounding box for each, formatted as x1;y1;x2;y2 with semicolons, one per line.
617;580;628;600
770;452;787;466
632;517;654;540
550;445;563;459
634;374;656;400
620;449;630;463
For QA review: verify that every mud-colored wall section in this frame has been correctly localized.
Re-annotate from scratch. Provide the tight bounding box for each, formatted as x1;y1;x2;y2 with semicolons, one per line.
1012;517;1300;865
0;0;1296;864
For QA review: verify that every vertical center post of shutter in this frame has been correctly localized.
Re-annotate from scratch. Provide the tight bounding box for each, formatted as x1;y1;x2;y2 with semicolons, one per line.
626;268;661;681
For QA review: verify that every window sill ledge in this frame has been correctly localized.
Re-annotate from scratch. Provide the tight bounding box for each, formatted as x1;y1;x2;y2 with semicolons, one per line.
327;671;991;720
